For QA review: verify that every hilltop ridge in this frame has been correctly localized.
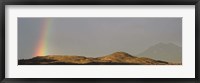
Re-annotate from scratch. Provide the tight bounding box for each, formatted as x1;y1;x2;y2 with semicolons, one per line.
18;52;181;65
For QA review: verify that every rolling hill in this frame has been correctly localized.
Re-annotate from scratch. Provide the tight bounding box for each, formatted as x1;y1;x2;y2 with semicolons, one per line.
18;52;180;65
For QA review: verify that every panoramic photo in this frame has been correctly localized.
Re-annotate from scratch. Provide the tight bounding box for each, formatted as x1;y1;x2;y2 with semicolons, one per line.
18;17;182;65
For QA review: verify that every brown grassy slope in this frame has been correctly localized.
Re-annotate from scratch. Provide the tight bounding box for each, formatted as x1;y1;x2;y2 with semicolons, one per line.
18;52;181;65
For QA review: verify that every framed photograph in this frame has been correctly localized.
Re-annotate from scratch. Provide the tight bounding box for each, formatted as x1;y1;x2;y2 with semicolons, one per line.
1;0;199;83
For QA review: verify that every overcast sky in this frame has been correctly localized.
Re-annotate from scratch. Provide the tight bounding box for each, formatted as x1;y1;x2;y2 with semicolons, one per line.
18;18;182;59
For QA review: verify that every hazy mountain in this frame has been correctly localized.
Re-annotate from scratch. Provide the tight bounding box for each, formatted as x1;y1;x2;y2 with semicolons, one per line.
18;52;180;65
137;43;182;63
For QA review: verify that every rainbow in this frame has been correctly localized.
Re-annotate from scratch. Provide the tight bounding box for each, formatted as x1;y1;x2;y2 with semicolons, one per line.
34;18;52;57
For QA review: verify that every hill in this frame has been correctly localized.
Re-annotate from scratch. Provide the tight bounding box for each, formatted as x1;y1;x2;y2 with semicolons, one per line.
18;52;180;65
137;43;182;63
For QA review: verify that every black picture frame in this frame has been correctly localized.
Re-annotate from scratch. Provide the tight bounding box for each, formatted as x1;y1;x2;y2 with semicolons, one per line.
0;0;199;83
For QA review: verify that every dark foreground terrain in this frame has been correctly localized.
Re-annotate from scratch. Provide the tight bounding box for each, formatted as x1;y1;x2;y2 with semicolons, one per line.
18;52;181;65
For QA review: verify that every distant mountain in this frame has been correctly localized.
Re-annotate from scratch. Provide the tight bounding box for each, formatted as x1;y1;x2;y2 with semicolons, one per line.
18;52;180;65
137;43;182;63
